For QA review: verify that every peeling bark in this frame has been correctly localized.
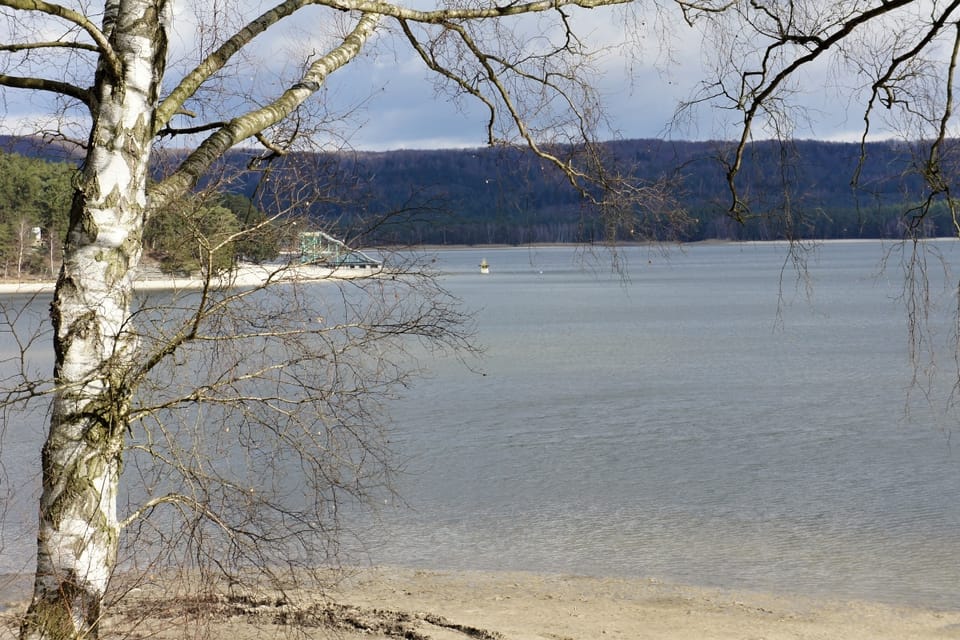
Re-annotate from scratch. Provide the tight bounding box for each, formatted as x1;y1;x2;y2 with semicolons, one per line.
20;2;171;639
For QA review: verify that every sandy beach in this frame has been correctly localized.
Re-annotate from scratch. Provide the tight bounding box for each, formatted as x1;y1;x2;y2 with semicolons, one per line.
3;566;960;639
0;262;383;295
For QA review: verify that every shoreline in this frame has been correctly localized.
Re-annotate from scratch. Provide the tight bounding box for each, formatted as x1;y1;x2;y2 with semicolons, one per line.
3;566;960;639
0;263;383;295
1;237;956;293
330;566;960;639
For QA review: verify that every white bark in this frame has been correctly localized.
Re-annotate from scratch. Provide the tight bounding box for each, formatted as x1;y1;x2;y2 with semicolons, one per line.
20;2;170;639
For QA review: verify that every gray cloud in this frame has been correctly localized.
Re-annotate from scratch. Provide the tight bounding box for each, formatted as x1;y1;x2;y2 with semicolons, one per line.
0;2;895;151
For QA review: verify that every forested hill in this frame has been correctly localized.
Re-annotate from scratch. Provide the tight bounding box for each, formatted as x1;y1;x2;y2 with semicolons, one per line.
215;138;959;244
286;139;934;244
0;136;949;245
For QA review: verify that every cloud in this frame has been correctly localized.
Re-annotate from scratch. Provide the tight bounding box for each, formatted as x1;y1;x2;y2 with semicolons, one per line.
0;1;899;152
321;15;703;150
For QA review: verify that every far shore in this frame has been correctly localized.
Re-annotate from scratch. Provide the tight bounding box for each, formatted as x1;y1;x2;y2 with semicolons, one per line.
383;237;960;250
1;237;956;296
3;565;959;639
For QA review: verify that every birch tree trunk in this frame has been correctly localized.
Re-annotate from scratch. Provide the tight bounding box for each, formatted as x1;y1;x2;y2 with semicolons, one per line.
20;2;170;638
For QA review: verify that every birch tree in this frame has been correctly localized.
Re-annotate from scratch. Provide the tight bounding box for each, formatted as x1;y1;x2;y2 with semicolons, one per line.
0;1;675;639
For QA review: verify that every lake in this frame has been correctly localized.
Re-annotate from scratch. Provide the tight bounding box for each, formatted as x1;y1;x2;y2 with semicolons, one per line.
365;241;960;609
3;241;960;609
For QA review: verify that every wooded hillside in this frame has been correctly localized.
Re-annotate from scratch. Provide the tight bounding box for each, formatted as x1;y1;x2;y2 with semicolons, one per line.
0;136;948;260
192;137;960;245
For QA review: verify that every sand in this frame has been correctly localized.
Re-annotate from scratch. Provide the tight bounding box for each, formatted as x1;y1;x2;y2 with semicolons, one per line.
3;566;960;639
0;263;383;296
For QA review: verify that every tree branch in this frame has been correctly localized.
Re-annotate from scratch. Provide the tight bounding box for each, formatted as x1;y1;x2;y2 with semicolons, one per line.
156;120;229;138
0;0;121;80
721;0;922;213
0;72;92;107
399;19;499;142
0;40;98;53
323;0;632;22
154;0;314;134
854;0;960;185
119;493;234;532
154;0;632;136
149;12;382;212
437;19;595;197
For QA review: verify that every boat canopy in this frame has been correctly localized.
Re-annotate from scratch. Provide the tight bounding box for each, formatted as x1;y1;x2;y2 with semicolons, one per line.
297;231;380;268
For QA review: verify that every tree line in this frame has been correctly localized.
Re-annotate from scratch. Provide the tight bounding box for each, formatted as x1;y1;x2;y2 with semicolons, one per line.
0;149;280;278
0;136;951;280
168;137;960;245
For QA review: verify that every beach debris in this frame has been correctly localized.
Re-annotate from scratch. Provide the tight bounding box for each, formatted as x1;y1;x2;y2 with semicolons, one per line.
116;590;505;640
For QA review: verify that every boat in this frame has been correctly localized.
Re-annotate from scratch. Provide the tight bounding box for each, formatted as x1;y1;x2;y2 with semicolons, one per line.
480;258;489;274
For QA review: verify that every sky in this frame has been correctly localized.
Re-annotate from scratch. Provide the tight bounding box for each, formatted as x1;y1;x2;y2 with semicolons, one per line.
294;6;889;152
165;0;884;151
0;1;903;152
334;52;698;151
309;12;731;151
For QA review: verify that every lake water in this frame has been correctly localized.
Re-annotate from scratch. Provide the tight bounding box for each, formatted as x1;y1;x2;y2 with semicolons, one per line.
4;241;960;609
364;241;960;609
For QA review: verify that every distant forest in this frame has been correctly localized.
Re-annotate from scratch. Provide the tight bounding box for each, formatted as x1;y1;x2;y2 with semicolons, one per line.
1;136;954;264
294;138;947;245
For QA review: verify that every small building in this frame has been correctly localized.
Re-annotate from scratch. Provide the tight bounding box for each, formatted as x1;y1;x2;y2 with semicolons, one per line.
297;231;380;269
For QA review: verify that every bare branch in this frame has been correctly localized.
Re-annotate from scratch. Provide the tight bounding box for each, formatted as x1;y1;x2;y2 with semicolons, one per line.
156;120;229;138
154;0;315;133
0;72;92;107
119;493;221;530
324;0;632;22
400;19;499;141
0;0;121;79
155;0;632;137
688;0;931;214
0;39;98;52
149;12;382;212
854;0;960;187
